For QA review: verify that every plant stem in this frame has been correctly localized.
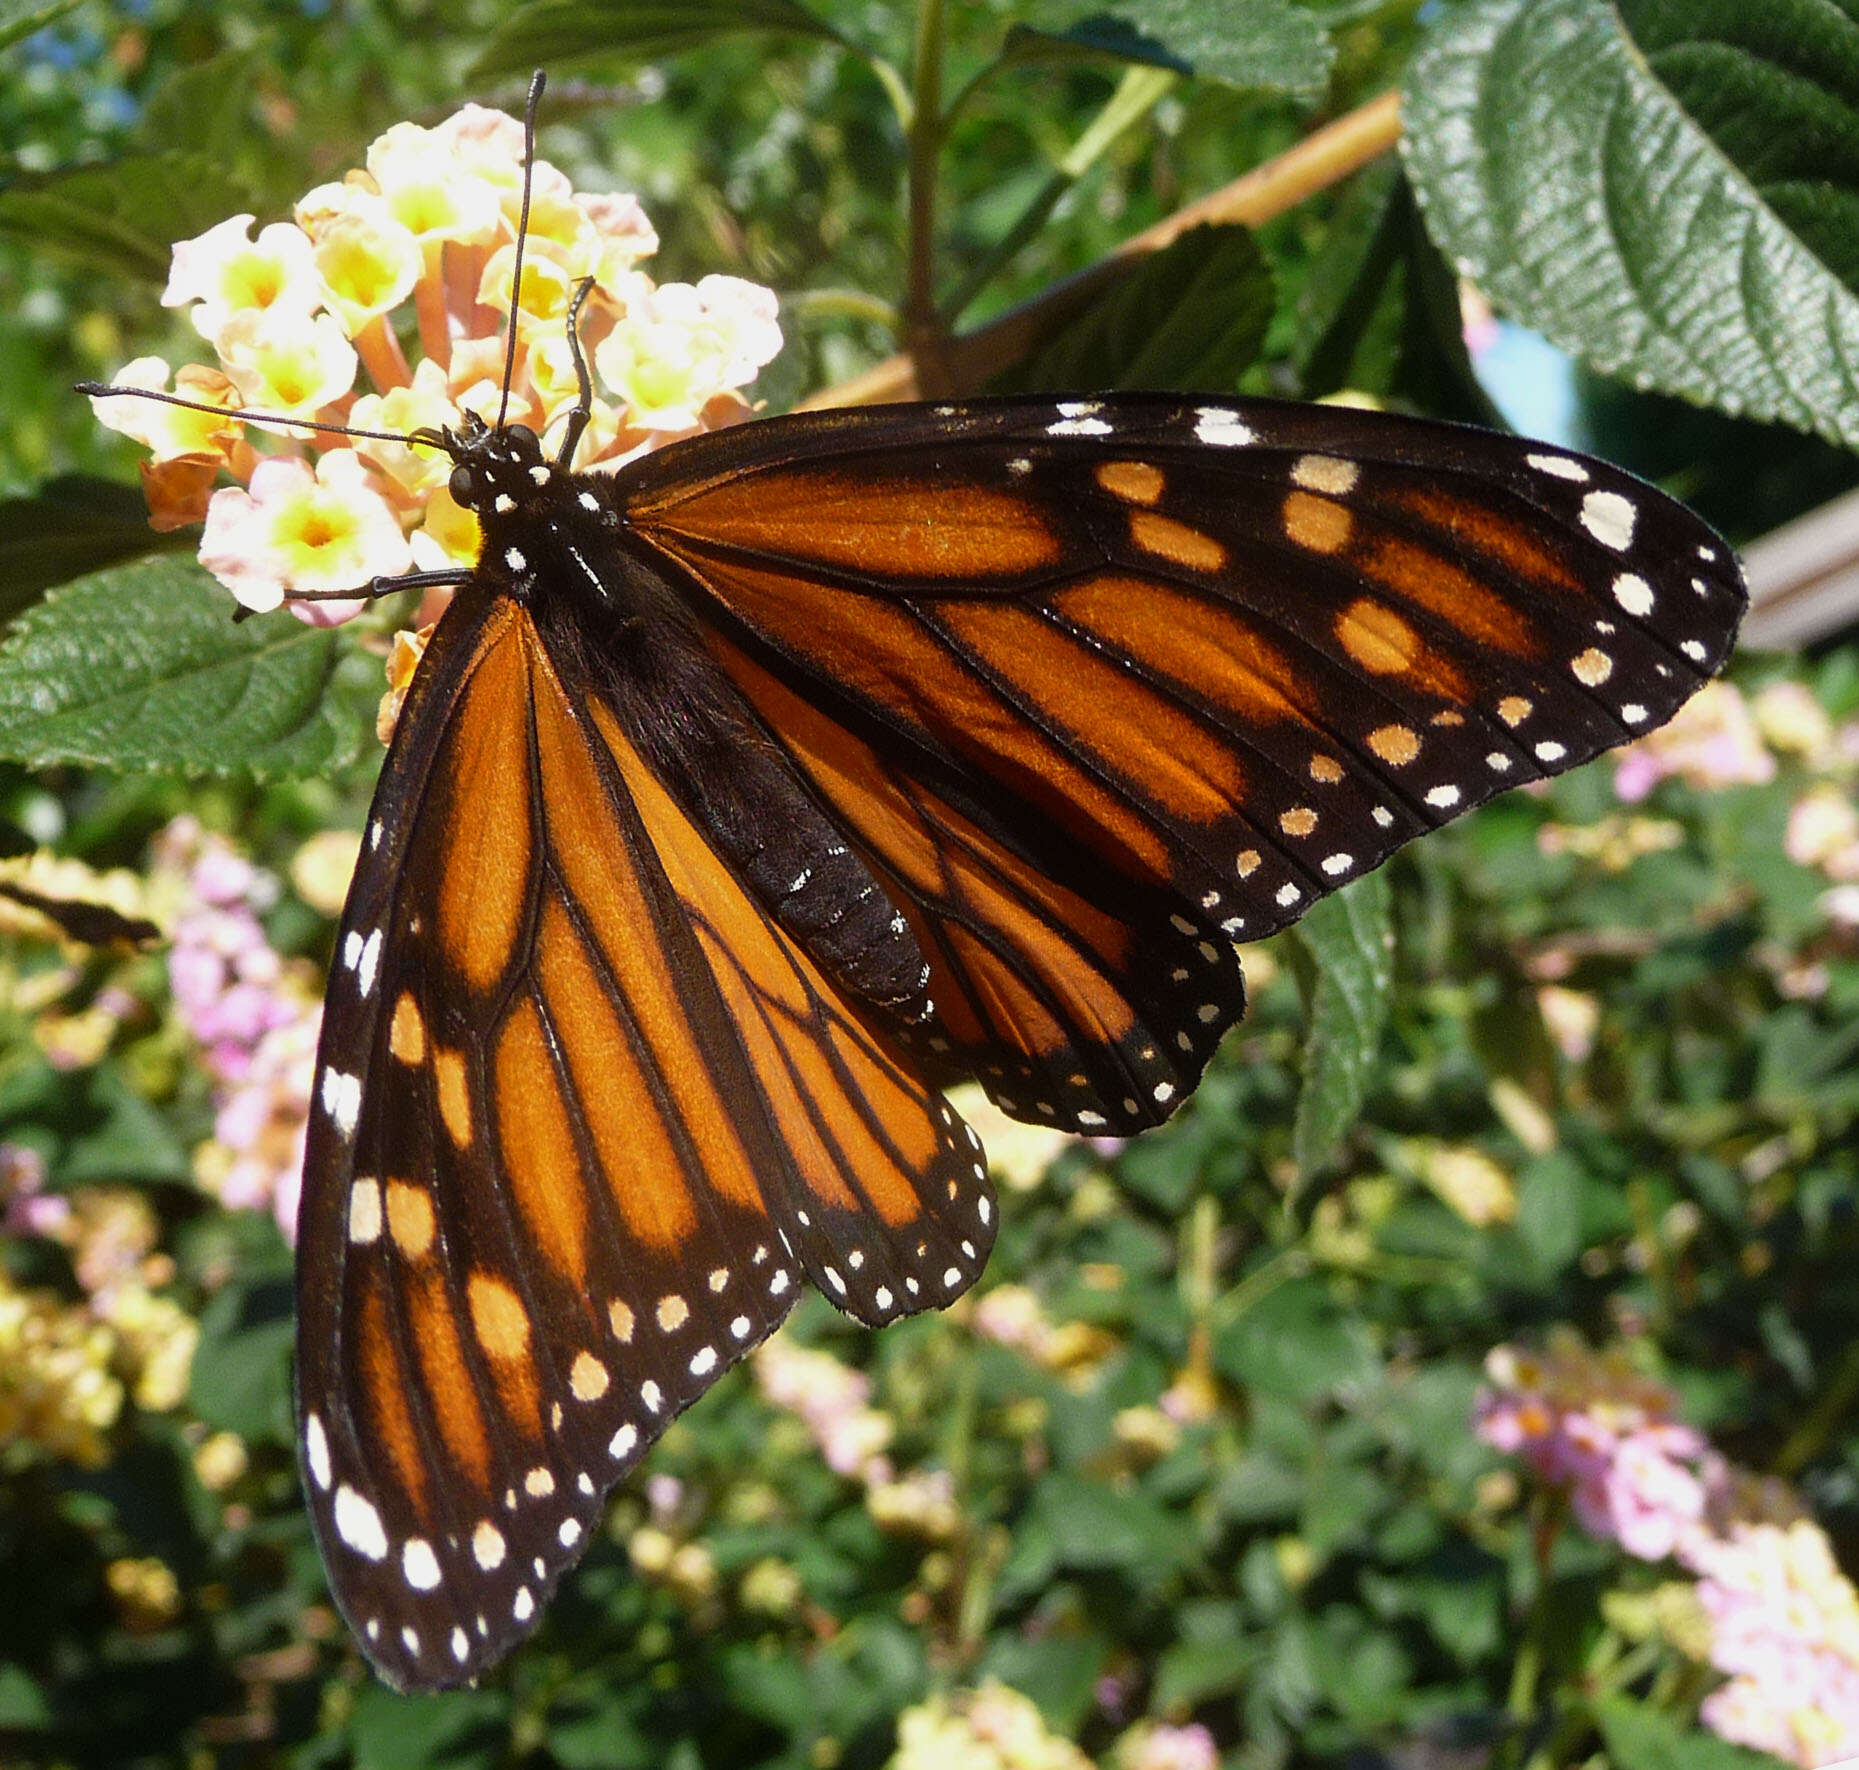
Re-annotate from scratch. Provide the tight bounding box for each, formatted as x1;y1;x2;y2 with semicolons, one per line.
904;0;946;354
941;1326;988;1660
1212;1242;1310;1329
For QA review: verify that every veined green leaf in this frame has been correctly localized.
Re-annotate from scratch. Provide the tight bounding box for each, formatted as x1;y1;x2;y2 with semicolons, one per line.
994;224;1274;394
0;555;384;779
0;152;257;282
1404;0;1859;451
1290;869;1394;1180
1015;0;1333;96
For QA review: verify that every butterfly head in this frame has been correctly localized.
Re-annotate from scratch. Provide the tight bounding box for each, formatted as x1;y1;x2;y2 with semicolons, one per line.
423;414;552;517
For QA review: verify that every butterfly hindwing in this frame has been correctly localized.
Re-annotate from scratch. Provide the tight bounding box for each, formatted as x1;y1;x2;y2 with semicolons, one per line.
615;393;1745;1132
582;695;996;1325
694;628;1245;1135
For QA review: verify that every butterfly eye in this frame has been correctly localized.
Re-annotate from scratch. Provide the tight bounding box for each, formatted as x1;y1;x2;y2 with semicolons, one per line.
505;425;542;462
448;463;476;507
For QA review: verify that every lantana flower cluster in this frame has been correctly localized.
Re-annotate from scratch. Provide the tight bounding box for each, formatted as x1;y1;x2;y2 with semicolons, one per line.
1478;1329;1859;1765
1476;1331;1717;1562
755;1330;896;1485
893;1680;1095;1770
91;101;781;624
754;1331;970;1543
890;1682;1218;1770
0;1160;198;1465
972;1282;1118;1388
1693;1520;1859;1767
1611;680;1778;803
0;850;158;1071
156;818;322;1241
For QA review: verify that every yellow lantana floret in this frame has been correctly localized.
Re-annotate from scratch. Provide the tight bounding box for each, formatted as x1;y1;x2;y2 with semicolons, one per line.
214;307;359;427
162;213;320;343
199;449;411;615
313;207;423;333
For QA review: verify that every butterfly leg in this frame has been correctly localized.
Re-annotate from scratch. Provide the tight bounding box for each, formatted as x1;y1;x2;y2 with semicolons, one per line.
228;569;475;625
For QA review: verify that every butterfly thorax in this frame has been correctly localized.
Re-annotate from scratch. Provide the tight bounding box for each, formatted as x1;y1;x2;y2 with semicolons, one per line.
444;419;936;1026
443;421;634;618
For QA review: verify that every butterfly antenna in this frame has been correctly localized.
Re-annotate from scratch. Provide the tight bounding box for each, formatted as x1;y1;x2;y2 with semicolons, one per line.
496;70;548;432
554;276;598;468
71;381;443;452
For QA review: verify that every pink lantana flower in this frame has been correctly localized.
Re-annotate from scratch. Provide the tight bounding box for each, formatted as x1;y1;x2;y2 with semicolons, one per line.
1694;1521;1859;1767
753;1332;893;1485
1476;1333;1718;1563
1479;1332;1859;1767
200;450;411;619
1788;785;1859;882
156;819;323;1244
1613;680;1775;802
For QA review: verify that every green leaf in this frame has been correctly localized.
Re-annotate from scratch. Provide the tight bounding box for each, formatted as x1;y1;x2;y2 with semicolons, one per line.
1290;159;1411;394
0;555;384;779
1591;1696;1793;1770
0;477;190;628
348;1685;510;1770
0;152;257;283
545;1692;651;1770
974;1635;1105;1733
188;1279;294;1441
1515;1151;1584;1276
1016;0;1333;96
0;0;80;54
996;1470;1192;1602
1155;1604;1264;1709
471;0;845;81
994;224;1274;394
1215;1277;1380;1401
1403;0;1859;451
1289;869;1393;1179
1289;161;1499;424
59;1066;191;1186
1028;1470;1190;1572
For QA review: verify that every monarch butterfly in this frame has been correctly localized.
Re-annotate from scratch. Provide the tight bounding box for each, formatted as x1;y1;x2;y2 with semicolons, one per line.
85;79;1745;1691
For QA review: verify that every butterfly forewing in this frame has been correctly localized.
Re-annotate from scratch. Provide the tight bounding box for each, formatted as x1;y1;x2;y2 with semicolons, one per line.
618;394;1744;1131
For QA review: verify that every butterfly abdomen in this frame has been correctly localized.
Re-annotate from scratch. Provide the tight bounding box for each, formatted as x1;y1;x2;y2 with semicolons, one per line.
507;502;934;1025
